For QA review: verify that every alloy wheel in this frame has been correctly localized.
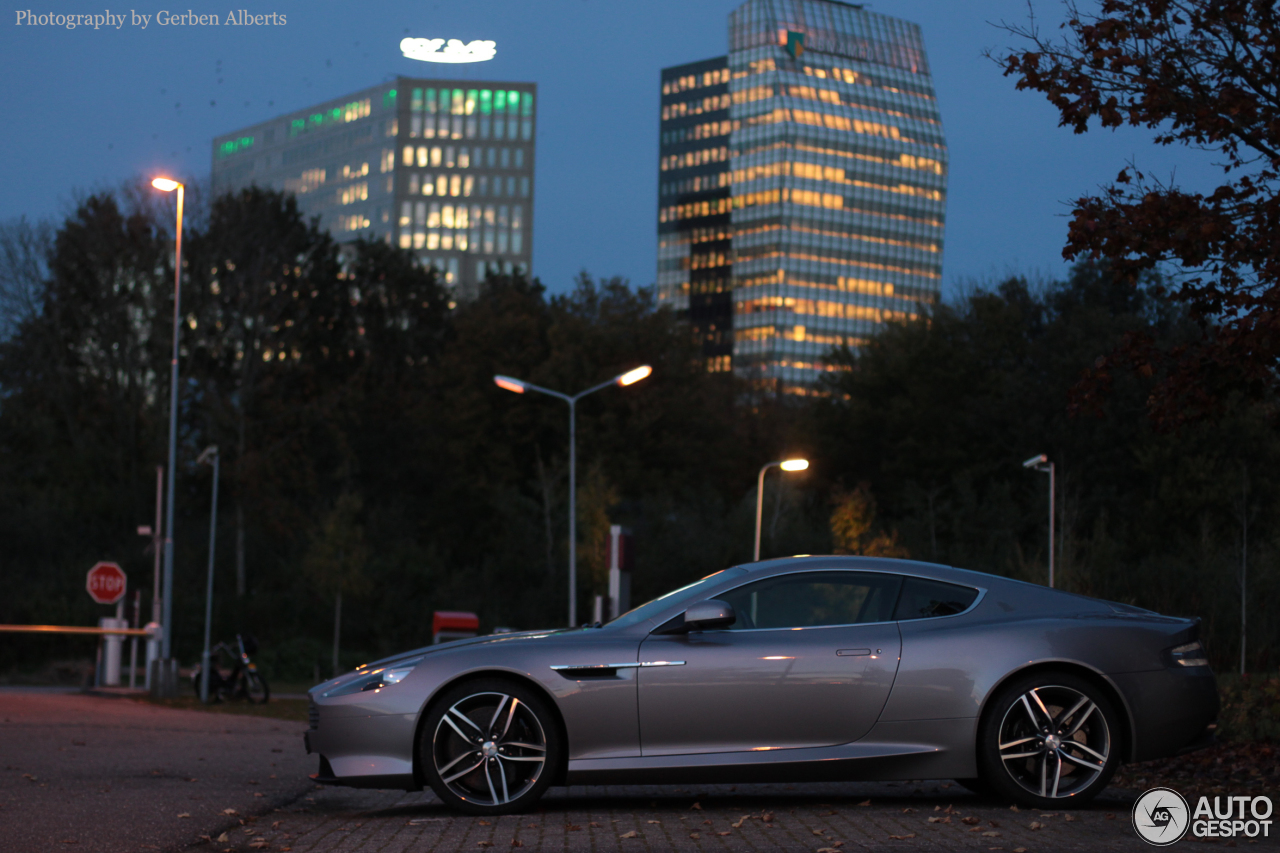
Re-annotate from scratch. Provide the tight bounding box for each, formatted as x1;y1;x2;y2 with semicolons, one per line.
997;684;1111;799
431;691;547;808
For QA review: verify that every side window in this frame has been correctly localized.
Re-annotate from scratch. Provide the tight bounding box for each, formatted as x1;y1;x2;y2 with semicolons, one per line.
717;572;903;630
893;577;978;620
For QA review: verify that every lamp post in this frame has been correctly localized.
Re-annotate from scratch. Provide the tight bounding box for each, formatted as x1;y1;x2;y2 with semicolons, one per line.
494;365;653;626
754;458;809;562
1023;453;1055;588
150;177;184;674
196;446;219;704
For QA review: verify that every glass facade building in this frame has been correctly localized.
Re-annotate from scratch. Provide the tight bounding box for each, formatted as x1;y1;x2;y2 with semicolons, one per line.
212;77;536;299
658;0;947;392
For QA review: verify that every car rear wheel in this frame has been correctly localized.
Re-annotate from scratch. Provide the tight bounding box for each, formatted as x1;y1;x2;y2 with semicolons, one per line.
977;671;1121;809
419;678;562;815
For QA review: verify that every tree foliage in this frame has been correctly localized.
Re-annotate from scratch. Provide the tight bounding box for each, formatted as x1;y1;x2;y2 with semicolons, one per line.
997;0;1280;423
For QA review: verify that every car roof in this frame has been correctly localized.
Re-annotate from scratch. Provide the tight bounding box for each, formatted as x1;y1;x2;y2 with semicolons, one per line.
739;555;1008;590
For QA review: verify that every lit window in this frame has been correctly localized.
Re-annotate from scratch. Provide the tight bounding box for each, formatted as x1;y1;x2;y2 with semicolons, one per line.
456;206;469;228
512;206;522;230
484;229;494;253
484;205;495;225
422;174;434;195
463;176;474;196
430;147;442;167
399;233;411;249
445;146;455;168
416;146;428;168
399;202;411;227
458;149;470;168
456;232;468;251
441;233;453;250
442;205;455;228
413;231;425;249
427;230;439;250
436;175;447;195
427;202;441;228
403;146;414;166
451;175;461;196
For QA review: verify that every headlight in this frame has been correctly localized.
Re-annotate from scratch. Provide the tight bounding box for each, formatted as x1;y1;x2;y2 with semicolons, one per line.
1169;641;1209;668
323;657;423;697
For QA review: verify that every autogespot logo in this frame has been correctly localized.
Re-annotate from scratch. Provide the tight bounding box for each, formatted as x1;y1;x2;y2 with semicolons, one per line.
1133;788;1275;844
1133;787;1190;846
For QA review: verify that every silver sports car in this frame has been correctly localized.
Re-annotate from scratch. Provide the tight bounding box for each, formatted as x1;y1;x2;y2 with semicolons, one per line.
305;556;1218;814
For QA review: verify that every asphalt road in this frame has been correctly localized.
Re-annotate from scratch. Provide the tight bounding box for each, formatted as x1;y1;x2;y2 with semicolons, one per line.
0;688;312;853
2;690;1267;852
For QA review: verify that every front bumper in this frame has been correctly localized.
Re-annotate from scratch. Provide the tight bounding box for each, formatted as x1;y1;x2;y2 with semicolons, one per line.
305;694;421;791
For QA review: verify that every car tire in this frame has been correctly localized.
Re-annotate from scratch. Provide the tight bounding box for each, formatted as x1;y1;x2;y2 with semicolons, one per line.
976;670;1121;809
419;677;563;815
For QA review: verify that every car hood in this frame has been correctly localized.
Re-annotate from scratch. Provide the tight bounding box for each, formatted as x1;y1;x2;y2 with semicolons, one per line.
362;627;581;671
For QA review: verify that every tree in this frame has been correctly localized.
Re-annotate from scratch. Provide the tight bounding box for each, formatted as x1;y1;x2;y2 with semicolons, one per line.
997;0;1280;424
829;485;908;558
302;492;370;677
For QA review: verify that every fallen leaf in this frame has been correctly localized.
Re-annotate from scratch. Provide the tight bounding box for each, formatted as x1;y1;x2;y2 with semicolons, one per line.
717;831;731;836
271;822;281;830
702;819;712;825
888;833;916;840
177;813;191;819
689;833;701;840
249;841;269;850
647;820;660;824
619;830;639;838
732;817;746;828
479;820;491;826
253;792;265;798
1009;804;1020;812
1064;815;1077;822
1029;821;1045;830
928;816;951;824
215;833;229;843
982;831;1001;837
813;829;826;835
1040;813;1059;818
762;812;775;822
223;809;239;816
857;799;872;807
690;802;703;810
962;817;981;826
901;808;916;814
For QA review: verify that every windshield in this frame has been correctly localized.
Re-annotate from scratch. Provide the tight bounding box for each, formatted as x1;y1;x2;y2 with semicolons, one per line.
606;567;748;629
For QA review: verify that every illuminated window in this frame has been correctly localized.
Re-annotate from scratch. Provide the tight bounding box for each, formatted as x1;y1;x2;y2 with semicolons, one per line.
430;147;442;167
381;149;395;173
456;232;468;251
399;233;411;249
422;174;433;195
479;89;493;115
444;146;455;168
427;230;439;250
416;147;428;168
442;205;454;229
441;232;453;250
399;202;411;227
403;146;414;166
512;206;522;231
463;175;474;196
436;175;447;195
484;229;494;253
428;203;441;228
458;149;470;168
425;89;437;114
455;206;469;228
413;231;425;249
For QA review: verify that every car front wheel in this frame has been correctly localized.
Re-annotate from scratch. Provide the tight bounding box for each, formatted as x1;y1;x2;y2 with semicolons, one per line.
419;678;562;815
977;671;1121;809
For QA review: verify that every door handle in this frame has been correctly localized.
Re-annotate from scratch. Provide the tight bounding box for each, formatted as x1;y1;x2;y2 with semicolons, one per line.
836;648;872;656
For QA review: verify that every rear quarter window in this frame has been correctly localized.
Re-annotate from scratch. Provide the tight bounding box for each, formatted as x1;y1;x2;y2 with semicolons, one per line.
894;577;978;620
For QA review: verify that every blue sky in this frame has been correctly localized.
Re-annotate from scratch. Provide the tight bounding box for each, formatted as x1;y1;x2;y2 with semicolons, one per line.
1;0;1219;299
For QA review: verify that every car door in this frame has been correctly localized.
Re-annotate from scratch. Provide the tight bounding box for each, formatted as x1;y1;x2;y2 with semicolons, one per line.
636;571;903;756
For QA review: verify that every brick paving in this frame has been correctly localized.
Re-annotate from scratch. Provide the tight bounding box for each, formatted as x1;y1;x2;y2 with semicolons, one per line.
187;778;1236;853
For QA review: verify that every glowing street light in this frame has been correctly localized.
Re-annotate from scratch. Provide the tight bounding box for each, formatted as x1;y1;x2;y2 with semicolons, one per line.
1022;453;1055;588
150;177;184;689
493;366;654;626
755;458;809;561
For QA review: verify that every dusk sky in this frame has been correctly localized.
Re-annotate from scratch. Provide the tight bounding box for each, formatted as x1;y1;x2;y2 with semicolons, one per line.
3;0;1219;298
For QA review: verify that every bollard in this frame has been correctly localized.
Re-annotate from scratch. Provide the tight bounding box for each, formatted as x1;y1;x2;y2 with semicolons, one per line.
143;621;161;690
99;617;127;686
148;657;178;698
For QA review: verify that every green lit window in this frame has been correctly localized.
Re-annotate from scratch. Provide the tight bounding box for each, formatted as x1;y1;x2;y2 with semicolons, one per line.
452;89;465;115
426;88;437;114
411;88;423;112
216;136;254;158
479;89;492;115
507;91;519;115
383;89;396;110
522;93;533;117
466;89;478;115
494;90;506;114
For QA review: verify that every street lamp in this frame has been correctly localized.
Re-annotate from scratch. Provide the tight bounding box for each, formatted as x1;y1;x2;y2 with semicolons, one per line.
493;365;653;626
151;176;184;679
755;458;809;561
196;446;219;704
1023;453;1055;588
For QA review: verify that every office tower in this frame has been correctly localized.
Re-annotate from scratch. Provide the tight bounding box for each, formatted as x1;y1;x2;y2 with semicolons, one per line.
658;0;947;392
212;78;536;299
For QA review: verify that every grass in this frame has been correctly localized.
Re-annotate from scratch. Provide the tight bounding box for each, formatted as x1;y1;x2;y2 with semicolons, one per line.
141;694;309;723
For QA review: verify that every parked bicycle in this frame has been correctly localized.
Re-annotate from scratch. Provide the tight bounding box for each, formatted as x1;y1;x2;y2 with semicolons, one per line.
190;633;269;704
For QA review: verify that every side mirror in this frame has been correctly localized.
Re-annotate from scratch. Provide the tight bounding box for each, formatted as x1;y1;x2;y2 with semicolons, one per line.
683;599;735;631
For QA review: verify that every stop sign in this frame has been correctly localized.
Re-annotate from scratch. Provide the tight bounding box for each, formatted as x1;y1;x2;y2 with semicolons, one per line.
86;562;127;605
